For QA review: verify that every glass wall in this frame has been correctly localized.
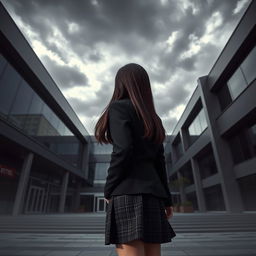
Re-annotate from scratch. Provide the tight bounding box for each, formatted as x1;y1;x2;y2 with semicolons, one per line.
0;54;82;168
197;147;218;179
220;45;256;108
188;108;207;145
237;174;256;211
204;184;225;211
179;161;194;187
228;121;256;165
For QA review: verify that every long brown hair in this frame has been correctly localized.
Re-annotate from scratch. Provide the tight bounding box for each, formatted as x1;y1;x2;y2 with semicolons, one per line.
94;63;166;145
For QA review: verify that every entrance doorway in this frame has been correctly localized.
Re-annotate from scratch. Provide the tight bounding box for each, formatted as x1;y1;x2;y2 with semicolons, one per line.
97;197;106;212
24;185;46;213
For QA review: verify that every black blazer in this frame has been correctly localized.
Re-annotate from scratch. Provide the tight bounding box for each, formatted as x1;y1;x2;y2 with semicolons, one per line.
104;98;173;207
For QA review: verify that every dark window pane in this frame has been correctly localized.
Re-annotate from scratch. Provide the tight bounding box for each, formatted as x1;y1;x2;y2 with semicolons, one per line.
8;80;34;130
227;67;247;100
0;64;21;118
28;93;44;114
228;123;256;164
241;46;256;85
204;184;225;211
217;84;232;110
188;108;208;145
23;94;44;136
41;104;59;136
198;150;218;179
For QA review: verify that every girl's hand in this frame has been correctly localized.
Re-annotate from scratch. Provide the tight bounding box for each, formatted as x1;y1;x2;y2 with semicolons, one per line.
104;198;111;204
165;206;174;219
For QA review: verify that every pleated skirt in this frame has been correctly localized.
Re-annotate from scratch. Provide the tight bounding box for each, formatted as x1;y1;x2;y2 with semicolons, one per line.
105;193;176;245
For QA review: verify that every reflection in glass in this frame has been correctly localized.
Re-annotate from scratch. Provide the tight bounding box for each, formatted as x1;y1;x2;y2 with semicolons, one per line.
0;54;82;168
198;109;207;131
9;80;34;129
227;67;247;100
228;122;256;164
241;46;256;85
197;149;218;179
0;63;21;118
188;108;208;145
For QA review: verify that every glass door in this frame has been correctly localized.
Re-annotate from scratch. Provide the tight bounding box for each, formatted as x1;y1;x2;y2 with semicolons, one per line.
25;185;45;214
97;197;106;212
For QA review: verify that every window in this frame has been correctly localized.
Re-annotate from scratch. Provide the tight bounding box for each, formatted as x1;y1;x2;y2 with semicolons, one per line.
218;45;256;109
188;108;207;145
227;67;247;100
241;46;256;85
228;122;256;164
0;63;21;118
197;149;218;179
0;54;82;168
8;80;34;130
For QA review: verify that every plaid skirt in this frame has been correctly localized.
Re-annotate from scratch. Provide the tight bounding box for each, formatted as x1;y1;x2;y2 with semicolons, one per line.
105;193;176;245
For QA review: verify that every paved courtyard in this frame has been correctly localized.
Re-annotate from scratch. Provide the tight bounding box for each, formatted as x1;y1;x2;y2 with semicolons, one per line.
0;232;256;256
0;212;255;256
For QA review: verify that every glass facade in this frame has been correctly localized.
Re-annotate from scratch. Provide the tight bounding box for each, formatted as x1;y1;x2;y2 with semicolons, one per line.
204;184;225;211
241;46;256;85
197;147;218;179
188;108;207;144
179;161;194;187
226;45;256;101
228;121;256;165
0;54;82;168
237;174;256;211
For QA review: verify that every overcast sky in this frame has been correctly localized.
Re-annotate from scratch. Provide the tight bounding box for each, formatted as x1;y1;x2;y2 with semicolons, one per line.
2;0;251;135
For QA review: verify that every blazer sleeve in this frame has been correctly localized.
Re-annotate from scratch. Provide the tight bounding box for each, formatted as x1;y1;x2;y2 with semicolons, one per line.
155;143;173;207
104;101;134;200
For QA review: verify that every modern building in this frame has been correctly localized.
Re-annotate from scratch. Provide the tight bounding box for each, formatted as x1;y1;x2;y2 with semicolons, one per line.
166;0;256;213
0;2;92;215
0;1;255;215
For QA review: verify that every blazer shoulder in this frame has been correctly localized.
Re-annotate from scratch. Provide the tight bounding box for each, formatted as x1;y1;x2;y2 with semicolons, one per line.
109;99;133;111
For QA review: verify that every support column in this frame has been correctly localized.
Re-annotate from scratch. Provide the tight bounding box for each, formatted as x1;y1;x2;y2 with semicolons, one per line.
12;152;34;216
198;76;243;212
191;158;206;212
59;171;69;213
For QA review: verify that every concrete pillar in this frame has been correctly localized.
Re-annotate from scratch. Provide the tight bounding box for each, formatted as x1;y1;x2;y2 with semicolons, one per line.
59;171;69;213
191;158;207;212
12;152;34;216
198;76;243;212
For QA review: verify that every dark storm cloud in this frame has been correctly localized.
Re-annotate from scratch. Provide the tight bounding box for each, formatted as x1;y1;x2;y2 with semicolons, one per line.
2;0;251;134
3;0;249;74
41;55;88;89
